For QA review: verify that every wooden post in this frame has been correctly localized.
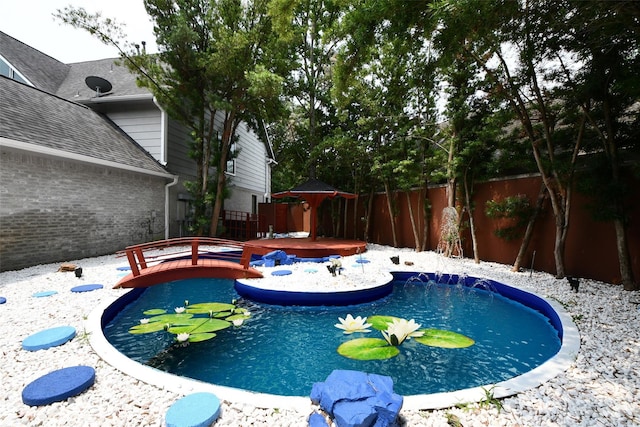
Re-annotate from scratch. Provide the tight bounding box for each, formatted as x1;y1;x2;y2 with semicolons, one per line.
191;239;199;265
134;248;147;270
126;250;141;277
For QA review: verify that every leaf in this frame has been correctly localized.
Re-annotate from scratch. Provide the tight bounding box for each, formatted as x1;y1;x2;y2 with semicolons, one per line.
414;329;475;348
186;303;236;314
188;332;217;343
129;322;168;334
368;315;401;331
213;311;233;318
143;308;167;315
167;318;231;335
146;313;193;323
337;338;400;360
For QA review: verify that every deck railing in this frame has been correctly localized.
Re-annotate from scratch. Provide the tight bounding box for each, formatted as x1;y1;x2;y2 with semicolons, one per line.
117;237;249;277
222;210;267;240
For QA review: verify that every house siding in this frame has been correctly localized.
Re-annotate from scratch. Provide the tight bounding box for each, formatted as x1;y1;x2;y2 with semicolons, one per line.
166;117;196;178
0;147;166;271
105;105;163;160
225;123;271;213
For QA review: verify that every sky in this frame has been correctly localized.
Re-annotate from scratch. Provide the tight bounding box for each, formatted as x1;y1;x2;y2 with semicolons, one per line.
1;0;157;63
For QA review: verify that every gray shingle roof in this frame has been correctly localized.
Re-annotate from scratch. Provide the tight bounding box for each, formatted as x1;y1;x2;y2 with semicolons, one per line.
56;58;150;101
0;31;70;94
0;76;169;175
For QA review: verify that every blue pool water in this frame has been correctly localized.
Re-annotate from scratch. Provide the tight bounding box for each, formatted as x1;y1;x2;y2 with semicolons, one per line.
103;276;561;396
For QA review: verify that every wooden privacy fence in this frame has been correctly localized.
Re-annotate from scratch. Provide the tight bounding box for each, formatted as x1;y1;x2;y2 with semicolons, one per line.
260;174;639;285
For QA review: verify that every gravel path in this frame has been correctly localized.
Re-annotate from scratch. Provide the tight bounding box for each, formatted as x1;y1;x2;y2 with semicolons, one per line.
1;244;638;426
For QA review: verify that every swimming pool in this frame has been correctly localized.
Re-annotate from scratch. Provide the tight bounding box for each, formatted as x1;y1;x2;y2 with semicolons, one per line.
100;272;570;404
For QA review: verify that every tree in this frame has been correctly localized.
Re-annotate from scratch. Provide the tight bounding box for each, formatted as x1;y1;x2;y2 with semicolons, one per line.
268;0;344;180
560;1;639;289
58;0;288;236
433;0;589;278
334;0;440;250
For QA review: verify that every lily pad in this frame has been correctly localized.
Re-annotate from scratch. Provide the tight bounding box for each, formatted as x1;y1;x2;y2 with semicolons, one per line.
187;332;217;343
168;318;231;335
213;311;233;318
129;322;169;334
146;313;194;324
186;302;236;314
414;329;475;348
337;337;400;360
143;308;167;315
368;315;401;331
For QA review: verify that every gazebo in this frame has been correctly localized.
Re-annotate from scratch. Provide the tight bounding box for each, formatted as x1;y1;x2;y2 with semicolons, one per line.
271;179;357;241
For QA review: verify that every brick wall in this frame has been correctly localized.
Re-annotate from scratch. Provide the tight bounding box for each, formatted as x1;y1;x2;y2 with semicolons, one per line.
0;149;167;271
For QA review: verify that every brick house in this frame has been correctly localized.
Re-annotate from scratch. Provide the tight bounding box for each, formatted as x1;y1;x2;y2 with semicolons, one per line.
0;31;275;271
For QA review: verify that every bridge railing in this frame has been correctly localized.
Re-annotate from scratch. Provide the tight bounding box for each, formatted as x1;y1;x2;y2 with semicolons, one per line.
117;237;248;277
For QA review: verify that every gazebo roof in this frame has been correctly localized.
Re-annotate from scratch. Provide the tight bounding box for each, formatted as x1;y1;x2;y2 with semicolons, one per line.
271;179;357;199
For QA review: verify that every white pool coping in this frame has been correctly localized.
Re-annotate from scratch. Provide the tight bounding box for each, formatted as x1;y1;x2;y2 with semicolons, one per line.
86;287;579;412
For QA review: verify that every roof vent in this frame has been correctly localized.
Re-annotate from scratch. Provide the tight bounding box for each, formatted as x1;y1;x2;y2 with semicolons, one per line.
85;76;113;97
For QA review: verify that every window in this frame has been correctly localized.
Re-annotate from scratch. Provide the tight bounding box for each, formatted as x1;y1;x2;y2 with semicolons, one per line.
0;59;28;84
225;143;237;175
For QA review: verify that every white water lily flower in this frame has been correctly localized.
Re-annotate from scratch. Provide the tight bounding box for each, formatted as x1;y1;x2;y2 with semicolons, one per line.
176;333;190;342
139;318;149;324
381;318;424;346
232;318;244;326
335;314;372;334
174;307;185;313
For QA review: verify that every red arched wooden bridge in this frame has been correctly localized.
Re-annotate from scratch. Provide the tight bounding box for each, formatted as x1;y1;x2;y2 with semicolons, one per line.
114;237;263;288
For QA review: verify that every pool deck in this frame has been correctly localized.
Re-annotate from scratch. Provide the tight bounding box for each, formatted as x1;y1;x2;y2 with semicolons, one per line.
242;237;367;261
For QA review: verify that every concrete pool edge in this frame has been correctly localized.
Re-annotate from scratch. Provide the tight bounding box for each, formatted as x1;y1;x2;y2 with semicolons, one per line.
86;283;579;412
86;291;313;412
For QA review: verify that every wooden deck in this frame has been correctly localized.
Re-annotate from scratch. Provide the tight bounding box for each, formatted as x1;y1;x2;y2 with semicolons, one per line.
242;237;367;263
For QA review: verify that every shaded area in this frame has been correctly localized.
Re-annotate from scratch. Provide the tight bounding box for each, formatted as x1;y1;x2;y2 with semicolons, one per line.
272;179;357;241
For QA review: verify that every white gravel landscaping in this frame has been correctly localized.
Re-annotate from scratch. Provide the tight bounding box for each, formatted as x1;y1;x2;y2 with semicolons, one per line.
1;244;638;426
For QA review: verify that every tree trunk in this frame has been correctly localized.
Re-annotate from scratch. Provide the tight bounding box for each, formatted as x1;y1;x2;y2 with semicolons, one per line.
383;180;398;247
209;112;235;237
343;198;349;239
512;184;547;272
613;218;636;290
463;173;479;263
422;184;430;251
334;199;341;237
406;192;421;252
363;188;374;243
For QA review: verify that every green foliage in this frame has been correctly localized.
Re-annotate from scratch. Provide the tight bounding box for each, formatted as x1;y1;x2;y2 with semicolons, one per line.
336;314;474;361
129;301;250;344
337;338;401;360
414;329;476;349
478;386;504;413
485;195;533;241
